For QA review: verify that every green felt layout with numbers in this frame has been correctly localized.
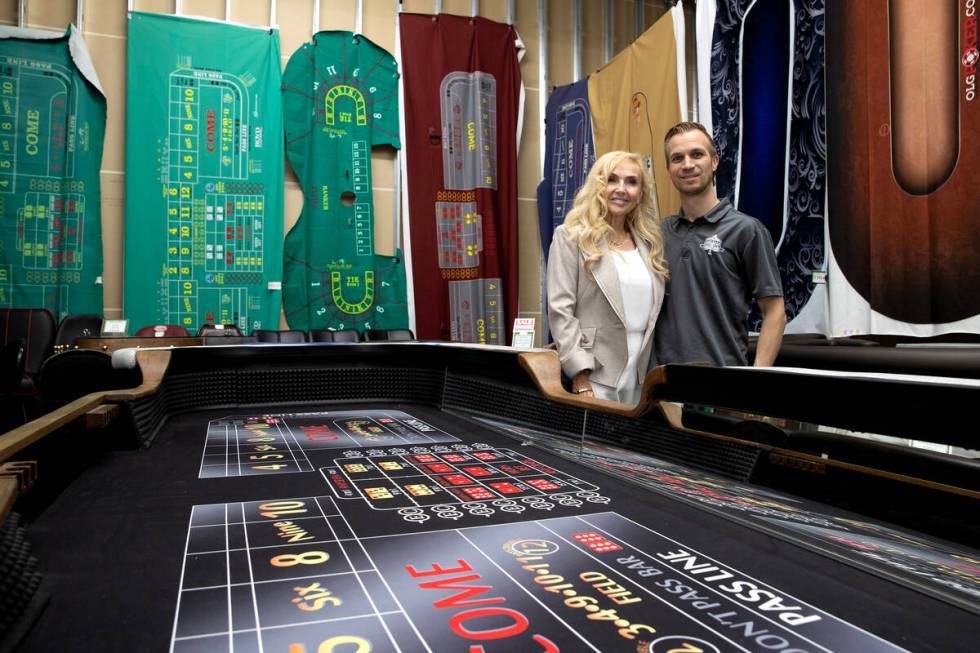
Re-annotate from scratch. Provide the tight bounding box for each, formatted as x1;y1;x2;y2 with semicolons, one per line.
282;31;408;333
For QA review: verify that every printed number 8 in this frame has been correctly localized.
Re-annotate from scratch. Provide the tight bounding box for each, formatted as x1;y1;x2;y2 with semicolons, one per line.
271;551;329;567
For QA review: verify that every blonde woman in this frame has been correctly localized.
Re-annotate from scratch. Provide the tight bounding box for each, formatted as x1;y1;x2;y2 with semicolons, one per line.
547;151;669;405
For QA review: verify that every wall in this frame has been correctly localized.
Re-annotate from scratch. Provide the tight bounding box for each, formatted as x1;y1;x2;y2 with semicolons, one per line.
2;0;692;344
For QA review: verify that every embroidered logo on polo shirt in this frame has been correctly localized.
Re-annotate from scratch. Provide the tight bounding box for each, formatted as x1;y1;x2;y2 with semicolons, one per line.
699;234;725;255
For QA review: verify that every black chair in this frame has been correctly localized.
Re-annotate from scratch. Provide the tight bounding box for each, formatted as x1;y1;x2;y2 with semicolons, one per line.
38;349;140;407
278;330;308;344
0;339;26;431
196;323;243;337
254;329;308;344
1;339;25;395
201;335;258;346
54;314;103;352
309;329;361;343
0;308;57;427
253;329;280;343
363;328;415;342
0;308;57;393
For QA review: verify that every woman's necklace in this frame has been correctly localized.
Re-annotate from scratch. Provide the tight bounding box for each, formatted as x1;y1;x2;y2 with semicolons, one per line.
609;229;632;248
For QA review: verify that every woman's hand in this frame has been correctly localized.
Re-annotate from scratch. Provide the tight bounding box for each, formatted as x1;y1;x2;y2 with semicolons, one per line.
571;371;594;396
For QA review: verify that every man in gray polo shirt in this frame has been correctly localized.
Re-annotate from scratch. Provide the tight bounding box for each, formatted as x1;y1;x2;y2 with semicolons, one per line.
654;121;786;367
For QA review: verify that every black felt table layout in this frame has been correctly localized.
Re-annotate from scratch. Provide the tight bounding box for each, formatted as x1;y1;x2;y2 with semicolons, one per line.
20;402;979;652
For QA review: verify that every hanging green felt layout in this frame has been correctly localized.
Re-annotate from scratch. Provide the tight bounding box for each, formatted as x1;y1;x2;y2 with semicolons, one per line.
282;31;407;333
0;26;106;318
124;13;283;334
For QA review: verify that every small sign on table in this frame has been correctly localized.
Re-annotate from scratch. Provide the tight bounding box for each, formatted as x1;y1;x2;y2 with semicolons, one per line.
511;317;536;349
101;319;129;336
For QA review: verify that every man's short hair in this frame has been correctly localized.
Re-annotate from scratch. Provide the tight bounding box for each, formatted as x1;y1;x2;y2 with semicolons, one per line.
663;121;717;161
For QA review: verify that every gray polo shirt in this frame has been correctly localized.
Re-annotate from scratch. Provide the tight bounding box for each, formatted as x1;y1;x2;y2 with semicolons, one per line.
654;199;782;366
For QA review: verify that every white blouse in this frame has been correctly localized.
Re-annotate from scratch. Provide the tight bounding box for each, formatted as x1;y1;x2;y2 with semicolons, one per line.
592;248;653;405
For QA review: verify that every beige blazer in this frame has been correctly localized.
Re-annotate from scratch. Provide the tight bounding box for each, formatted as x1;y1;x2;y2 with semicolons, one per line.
547;224;666;387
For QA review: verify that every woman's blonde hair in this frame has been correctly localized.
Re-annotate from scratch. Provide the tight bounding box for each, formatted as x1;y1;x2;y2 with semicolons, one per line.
562;150;668;278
